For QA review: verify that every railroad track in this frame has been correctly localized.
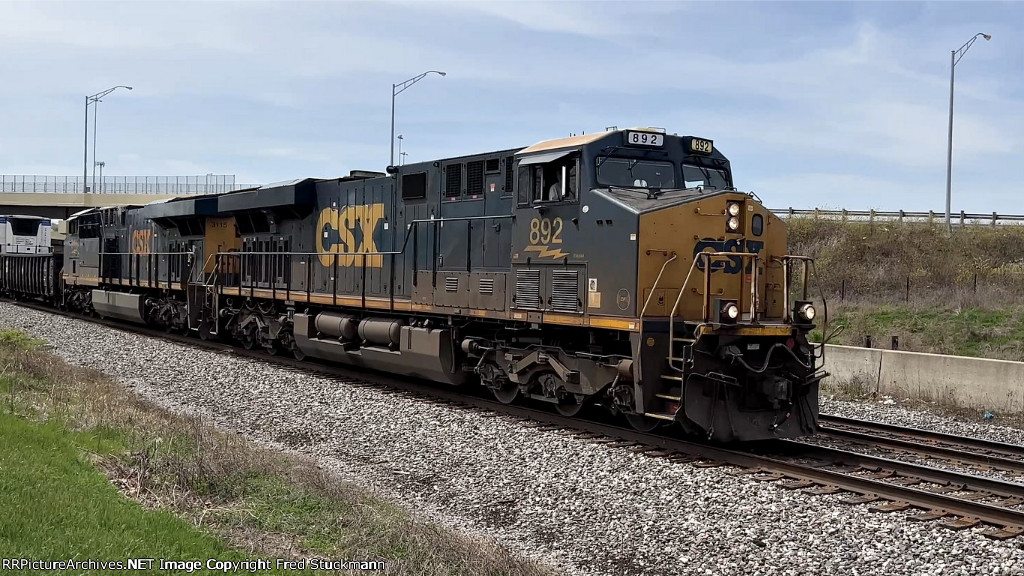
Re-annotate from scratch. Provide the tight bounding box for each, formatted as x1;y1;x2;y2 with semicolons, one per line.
818;414;1024;476
6;298;1024;539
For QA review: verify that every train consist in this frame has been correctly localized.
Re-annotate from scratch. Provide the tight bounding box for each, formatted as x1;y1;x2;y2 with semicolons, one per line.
0;128;826;442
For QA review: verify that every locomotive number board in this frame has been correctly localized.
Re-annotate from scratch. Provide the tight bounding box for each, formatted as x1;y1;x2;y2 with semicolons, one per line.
625;131;664;147
690;138;714;154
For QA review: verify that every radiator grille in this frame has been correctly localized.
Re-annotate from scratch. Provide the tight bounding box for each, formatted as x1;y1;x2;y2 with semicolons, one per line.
504;157;513;194
445;163;462;197
514;270;542;310
445;277;459;292
478;277;494;295
550;270;580;313
467;161;484;196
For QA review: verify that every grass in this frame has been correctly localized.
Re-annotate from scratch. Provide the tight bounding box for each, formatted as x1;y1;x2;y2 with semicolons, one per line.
0;413;246;566
788;218;1024;360
0;328;553;576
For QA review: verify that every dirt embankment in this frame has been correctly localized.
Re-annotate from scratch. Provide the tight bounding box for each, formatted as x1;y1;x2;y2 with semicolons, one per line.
786;218;1024;361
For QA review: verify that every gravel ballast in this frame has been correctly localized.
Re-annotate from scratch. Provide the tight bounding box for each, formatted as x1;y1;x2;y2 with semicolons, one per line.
3;301;1024;576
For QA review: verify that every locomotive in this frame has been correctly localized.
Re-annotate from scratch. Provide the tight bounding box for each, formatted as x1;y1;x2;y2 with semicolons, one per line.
0;215;60;299
4;128;826;442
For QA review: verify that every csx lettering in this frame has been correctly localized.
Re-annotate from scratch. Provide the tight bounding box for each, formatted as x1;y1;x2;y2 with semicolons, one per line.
316;204;386;268
693;239;764;274
130;229;152;255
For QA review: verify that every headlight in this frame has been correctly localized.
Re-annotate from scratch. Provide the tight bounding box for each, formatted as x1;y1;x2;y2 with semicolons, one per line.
798;303;816;321
722;302;739;320
727;216;740;231
728;202;741;216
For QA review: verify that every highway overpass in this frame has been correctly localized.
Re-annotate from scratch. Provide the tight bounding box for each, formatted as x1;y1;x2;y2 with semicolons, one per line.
0;175;255;219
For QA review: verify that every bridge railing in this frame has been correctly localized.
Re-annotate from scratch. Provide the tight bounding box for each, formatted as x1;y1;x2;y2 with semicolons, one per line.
0;175;257;195
772;208;1024;227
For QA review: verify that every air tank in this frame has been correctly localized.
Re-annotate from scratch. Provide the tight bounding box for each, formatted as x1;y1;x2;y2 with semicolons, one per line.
314;313;358;341
357;317;404;347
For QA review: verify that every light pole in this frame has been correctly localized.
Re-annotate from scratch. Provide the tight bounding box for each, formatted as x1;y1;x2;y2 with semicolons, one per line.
95;161;105;193
83;85;132;193
945;33;990;233
400;151;408;165
390;71;445;168
397;134;404;164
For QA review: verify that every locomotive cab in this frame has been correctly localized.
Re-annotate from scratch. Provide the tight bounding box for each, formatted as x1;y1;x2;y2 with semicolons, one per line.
508;129;825;441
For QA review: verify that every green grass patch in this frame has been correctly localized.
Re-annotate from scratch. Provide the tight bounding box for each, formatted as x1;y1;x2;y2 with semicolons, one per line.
0;329;551;576
0;412;246;566
823;304;1024;360
0;327;43;350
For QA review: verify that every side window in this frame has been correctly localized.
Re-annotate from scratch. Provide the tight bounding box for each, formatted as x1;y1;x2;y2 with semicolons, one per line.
517;166;531;207
516;153;581;206
538;155;579;204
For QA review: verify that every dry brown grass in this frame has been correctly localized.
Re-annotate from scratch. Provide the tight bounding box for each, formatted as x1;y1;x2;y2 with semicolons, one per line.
788;217;1024;303
1;330;554;576
788;219;1024;360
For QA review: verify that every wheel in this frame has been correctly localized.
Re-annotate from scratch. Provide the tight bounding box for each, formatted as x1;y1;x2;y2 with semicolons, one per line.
555;395;585;417
262;341;279;356
292;347;306;361
625;413;661;432
491;379;520;404
240;329;256;350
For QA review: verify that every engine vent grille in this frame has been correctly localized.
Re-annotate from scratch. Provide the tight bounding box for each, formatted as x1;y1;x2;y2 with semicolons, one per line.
445;163;462;197
504;157;513;194
445;277;459;292
514;270;542;310
550;270;579;313
478;277;494;295
467;161;484;196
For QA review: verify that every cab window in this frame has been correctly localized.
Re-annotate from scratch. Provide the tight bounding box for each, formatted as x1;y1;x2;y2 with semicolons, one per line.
517;153;579;206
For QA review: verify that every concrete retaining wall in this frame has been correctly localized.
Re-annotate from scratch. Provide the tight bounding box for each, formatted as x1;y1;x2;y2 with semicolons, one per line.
822;344;1024;413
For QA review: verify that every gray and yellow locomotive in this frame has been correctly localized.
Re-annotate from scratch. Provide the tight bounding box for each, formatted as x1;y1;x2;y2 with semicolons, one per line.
55;128;826;442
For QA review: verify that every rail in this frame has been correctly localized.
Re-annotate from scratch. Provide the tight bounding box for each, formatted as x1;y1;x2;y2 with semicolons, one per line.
773;207;1024;227
208;214;517;312
97;251;196;291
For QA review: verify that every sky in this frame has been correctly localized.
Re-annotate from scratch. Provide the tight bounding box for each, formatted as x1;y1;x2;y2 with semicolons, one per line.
0;0;1021;212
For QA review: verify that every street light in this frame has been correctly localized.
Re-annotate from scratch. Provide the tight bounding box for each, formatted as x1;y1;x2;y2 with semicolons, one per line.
95;161;105;193
944;33;990;233
84;85;132;193
397;134;404;164
390;71;445;168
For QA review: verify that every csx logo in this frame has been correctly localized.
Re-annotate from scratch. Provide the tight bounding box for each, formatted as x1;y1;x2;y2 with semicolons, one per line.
316;204;386;268
131;229;152;255
693;238;765;274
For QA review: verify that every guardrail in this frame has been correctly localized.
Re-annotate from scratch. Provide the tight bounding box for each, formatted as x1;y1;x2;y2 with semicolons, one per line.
772;208;1024;227
0;175;257;195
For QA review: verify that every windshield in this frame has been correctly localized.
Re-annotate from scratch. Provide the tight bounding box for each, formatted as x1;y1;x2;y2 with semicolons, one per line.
683;164;730;190
9;218;41;237
596;157;676;189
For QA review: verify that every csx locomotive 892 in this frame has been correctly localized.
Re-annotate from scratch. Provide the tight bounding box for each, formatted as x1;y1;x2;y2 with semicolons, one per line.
7;128;827;442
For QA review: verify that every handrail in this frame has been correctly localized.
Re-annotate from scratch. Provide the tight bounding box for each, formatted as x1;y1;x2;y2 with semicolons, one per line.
635;250;678;381
666;251;761;374
778;255;813;323
667;253;720;373
97;250;195;290
211;214;517;260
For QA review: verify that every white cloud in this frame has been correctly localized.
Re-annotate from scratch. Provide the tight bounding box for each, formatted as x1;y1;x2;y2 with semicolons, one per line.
0;0;1020;212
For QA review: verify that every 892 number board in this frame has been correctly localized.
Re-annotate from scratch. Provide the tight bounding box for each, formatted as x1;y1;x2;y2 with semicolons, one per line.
625;131;663;147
